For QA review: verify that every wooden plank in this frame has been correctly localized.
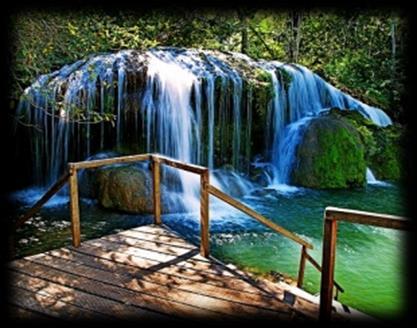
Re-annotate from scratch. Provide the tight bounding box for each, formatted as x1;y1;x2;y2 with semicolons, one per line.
9;285;101;320
72;236;317;319
68;165;80;247
151;156;162;225
9;259;227;321
44;248;291;313
208;260;319;320
90;235;200;260
15;171;70;229
116;229;196;250
92;230;211;264
70;153;151;170
71;240;317;320
23;255;290;319
70;239;290;298
133;224;192;241
8;304;57;321
10;270;165;321
200;170;210;257
157;154;208;175
208;185;313;249
319;218;338;321
65;244;282;295
325;206;409;230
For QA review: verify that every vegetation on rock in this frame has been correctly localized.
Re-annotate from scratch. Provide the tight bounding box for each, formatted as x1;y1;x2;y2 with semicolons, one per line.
10;9;407;123
328;108;403;181
292;115;367;188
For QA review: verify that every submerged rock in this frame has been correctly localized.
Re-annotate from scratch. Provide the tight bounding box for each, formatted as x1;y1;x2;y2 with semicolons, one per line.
292;115;367;188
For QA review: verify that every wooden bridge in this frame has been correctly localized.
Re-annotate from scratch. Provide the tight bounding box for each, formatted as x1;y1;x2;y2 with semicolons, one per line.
9;154;410;322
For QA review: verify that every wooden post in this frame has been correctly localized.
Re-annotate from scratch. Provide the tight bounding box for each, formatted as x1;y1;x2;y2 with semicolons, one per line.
200;169;210;257
319;217;338;321
152;156;162;225
68;164;81;247
297;245;307;288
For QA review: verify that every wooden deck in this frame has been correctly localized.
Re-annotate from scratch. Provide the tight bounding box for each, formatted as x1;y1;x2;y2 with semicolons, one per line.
7;224;326;322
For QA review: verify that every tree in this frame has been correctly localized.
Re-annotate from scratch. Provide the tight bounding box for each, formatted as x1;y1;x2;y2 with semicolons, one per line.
286;11;303;63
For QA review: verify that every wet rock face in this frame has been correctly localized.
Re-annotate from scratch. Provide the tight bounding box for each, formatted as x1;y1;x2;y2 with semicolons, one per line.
80;163;179;214
95;165;153;213
292;116;367;189
327;108;403;181
17;47;394;190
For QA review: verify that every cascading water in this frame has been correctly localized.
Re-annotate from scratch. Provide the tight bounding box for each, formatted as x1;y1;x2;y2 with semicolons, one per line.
366;167;391;187
14;47;393;211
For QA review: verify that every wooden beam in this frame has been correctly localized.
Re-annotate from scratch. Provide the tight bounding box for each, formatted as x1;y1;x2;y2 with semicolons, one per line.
319;218;338;321
151;156;162;225
68;164;81;247
208;185;313;249
200;170;210;258
157;154;208;175
325;206;410;231
297;245;307;288
15;171;70;229
70;153;151;170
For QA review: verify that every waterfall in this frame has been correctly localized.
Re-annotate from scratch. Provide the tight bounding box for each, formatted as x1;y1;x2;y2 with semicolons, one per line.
15;47;393;210
366;167;391;187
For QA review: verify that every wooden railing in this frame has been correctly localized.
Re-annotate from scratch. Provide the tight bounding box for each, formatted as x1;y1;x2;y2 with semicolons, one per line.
16;153;343;294
319;207;411;321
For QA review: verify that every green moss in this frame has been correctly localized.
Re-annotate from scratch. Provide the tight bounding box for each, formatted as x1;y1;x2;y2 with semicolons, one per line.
292;116;366;188
327;108;403;181
367;126;402;181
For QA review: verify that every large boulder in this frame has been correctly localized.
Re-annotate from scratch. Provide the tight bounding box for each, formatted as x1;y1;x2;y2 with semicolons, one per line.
96;165;154;213
328;108;403;181
292;115;367;188
80;163;180;214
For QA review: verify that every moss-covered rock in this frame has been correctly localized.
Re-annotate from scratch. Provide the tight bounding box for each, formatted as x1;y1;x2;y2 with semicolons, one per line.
327;108;403;181
366;126;402;180
292;116;367;188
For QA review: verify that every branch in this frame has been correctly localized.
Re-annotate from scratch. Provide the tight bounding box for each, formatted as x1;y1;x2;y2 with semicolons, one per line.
19;96;116;126
248;24;277;59
10;114;43;133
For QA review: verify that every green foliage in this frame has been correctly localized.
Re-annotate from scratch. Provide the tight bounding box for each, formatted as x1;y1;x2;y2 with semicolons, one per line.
327;108;403;181
292;116;367;189
10;9;407;123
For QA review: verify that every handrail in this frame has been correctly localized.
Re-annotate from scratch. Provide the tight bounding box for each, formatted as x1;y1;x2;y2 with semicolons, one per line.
15;153;348;299
319;206;410;321
15;171;70;229
324;206;410;230
155;153;209;175
304;251;344;293
208;184;313;249
208;184;344;294
70;153;151;170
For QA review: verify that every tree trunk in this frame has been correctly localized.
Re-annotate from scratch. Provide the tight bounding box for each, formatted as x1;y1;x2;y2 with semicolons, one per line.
241;24;248;54
390;17;397;80
390;16;399;121
239;13;249;54
287;11;303;63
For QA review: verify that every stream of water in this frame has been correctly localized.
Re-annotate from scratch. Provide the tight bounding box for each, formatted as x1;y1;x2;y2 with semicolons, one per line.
11;181;406;319
11;47;405;319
